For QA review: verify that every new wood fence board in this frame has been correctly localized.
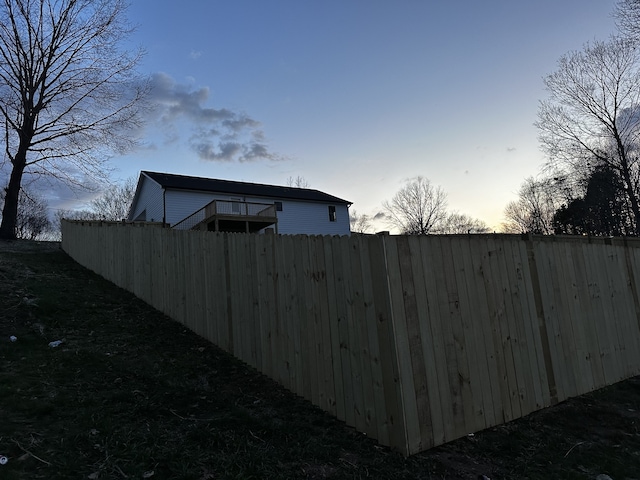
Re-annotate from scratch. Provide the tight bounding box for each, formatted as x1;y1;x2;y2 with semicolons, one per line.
349;236;378;438
500;239;535;416
448;237;483;431
573;244;604;392
338;235;366;433
324;236;347;423
407;236;444;448
624;243;640;352
214;233;231;350
566;241;598;394
149;227;164;317
261;234;279;380
412;237;448;446
384;236;423;453
579;245;618;393
313;236;338;416
200;233;215;345
284;235;301;392
368;236;407;452
296;237;314;402
483;236;520;421
247;235;262;370
600;243;628;382
398;236;434;450
456;236;495;430
511;239;548;411
185;233;199;337
303;237;321;407
606;244;638;380
417;236;457;444
621;247;640;377
538;240;572;403
360;236;387;444
435;236;474;439
467;237;505;426
508;238;545;415
545;239;574;403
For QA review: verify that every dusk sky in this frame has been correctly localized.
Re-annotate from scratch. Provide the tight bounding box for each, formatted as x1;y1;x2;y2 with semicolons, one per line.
60;1;620;230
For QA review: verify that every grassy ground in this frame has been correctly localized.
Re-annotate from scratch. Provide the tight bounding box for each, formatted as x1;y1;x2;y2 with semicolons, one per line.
1;240;640;479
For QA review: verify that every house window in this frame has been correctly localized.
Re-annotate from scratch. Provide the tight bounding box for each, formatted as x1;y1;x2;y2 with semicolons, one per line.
328;205;336;222
275;201;283;211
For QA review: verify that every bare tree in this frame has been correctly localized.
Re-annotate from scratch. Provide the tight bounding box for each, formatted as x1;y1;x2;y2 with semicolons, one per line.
436;212;489;234
535;37;640;234
89;177;136;221
0;0;146;239
383;176;448;234
615;0;640;42
0;185;52;240
501;176;560;234
349;210;372;234
286;175;310;188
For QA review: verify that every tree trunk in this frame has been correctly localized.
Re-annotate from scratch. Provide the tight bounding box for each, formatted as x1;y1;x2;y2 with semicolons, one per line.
619;160;640;236
0;148;28;240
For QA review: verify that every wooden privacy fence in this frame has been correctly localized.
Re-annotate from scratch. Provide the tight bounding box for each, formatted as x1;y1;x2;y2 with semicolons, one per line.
61;220;640;456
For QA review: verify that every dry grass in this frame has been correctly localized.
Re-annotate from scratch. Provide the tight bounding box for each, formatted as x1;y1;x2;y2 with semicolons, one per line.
1;240;640;479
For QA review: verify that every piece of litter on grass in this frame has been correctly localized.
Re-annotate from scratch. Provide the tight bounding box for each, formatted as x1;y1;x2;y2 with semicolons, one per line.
88;472;99;479
142;470;155;478
0;455;8;465
9;335;17;342
48;340;63;348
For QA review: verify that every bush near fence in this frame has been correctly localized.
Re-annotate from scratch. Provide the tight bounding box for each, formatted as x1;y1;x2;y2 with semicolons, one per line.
61;220;640;456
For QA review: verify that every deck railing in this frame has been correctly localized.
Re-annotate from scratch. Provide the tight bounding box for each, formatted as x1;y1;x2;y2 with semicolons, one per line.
172;200;277;230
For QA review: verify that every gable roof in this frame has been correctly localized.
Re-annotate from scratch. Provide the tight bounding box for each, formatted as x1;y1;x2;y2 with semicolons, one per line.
142;171;351;205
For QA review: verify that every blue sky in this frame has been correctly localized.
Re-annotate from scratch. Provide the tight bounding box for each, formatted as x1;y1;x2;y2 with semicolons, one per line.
70;0;619;230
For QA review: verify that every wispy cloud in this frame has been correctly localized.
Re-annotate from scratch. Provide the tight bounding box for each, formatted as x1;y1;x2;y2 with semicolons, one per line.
145;72;283;163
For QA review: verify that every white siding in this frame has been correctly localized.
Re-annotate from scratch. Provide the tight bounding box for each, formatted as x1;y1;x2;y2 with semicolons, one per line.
269;200;350;235
128;176;164;223
146;187;350;236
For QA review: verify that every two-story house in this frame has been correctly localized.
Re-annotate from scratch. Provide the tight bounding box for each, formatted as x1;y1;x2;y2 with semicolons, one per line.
127;171;352;236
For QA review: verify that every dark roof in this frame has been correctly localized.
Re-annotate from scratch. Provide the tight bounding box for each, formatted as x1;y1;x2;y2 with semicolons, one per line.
142;171;351;205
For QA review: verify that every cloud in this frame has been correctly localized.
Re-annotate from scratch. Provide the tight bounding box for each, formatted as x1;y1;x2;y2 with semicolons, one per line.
146;72;282;163
507;147;517;152
189;50;202;60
